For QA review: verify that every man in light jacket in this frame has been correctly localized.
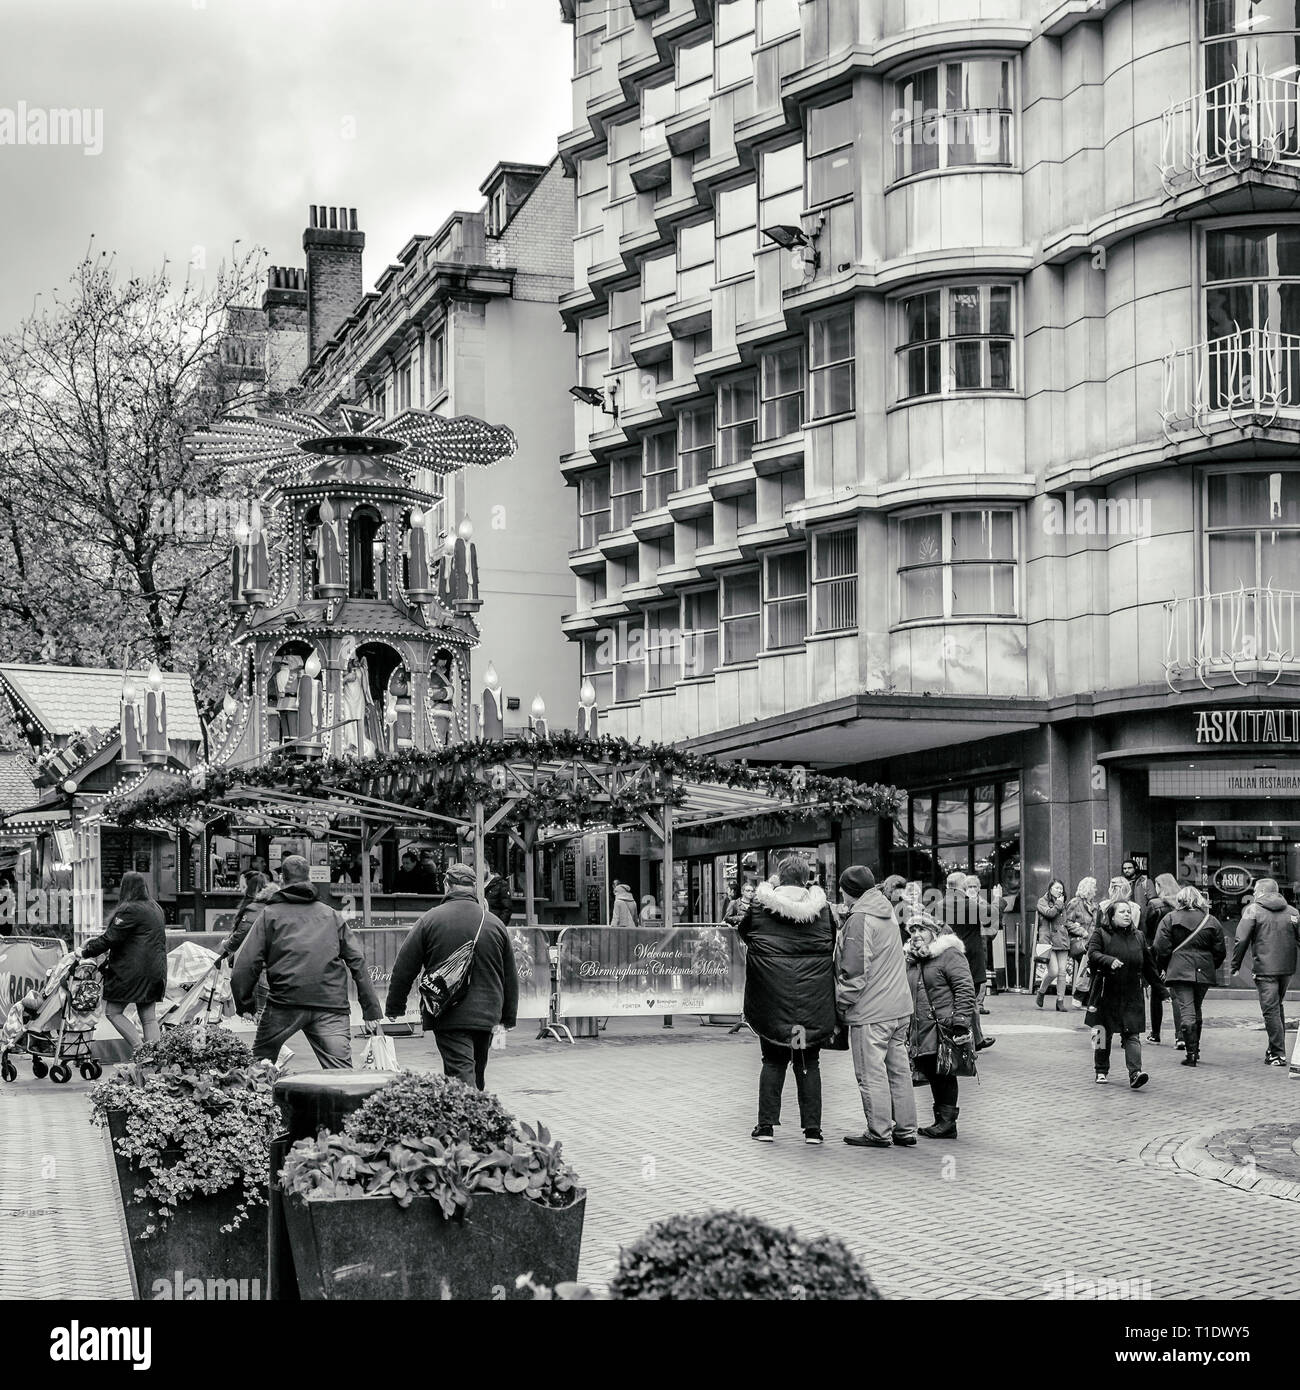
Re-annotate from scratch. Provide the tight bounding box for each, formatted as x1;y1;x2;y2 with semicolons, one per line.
1232;877;1300;1064
231;855;382;1068
835;866;918;1149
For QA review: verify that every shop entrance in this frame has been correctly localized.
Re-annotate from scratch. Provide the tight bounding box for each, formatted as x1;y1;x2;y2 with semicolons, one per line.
1176;821;1300;981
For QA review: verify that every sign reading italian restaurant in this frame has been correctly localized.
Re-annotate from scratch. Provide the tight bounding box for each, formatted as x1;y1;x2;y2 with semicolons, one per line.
1196;710;1300;743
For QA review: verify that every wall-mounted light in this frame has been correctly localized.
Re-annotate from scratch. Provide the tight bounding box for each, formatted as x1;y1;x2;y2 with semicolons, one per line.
569;384;619;420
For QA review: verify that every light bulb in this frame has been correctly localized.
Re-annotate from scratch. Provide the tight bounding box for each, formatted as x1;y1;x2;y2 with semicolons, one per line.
146;664;164;692
530;693;546;719
579;679;596;708
121;679;138;704
458;515;474;541
304;652;322;680
222;692;237;716
442;533;457;556
409;507;424;528
484;661;501;691
319;497;335;522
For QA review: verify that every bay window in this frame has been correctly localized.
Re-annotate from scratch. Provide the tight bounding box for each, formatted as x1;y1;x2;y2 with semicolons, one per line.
683;588;720;676
764;548;808;648
898;509;1018;622
721;567;761;662
578;470;611;548
896;284;1013;400
643;430;676;509
678;403;715;487
1204;226;1300;408
759;343;804;439
1203;3;1300;93
812;528;857;633
809;308;854;419
610;452;641;530
1206;470;1300;595
715;0;756;91
716;181;757;283
678;219;715;301
892;59;1013;181
807;96;854;206
718;373;758;467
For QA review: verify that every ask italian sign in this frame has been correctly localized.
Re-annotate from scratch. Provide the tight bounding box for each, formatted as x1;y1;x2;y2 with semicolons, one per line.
1195;710;1300;744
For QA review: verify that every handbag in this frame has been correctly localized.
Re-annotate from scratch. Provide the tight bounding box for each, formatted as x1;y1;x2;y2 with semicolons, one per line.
362;1031;399;1070
935;1018;978;1078
417;902;486;1023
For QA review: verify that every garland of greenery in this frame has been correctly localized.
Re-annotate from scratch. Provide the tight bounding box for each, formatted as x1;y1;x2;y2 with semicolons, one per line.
102;732;898;834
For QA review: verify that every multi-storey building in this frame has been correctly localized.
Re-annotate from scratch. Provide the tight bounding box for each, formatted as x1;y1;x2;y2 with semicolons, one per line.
556;0;1300;971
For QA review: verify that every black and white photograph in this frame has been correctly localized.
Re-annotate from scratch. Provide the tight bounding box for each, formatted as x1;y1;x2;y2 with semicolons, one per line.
0;0;1295;1354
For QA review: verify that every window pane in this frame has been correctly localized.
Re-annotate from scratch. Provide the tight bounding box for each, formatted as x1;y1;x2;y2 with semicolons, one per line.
811;309;854;365
901;566;943;620
904;291;940;344
951;562;1016;616
807;98;852;156
949;286;982;336
719;375;758;423
951;510;1014;560
936;794;969;844
952;339;982;389
723;570;760;615
762;344;802;395
1207;532;1257;591
809;150;853;205
1208;471;1300;526
766;550;807;598
811;362;853;417
761;142;803;197
815;529;856;579
901;514;943;566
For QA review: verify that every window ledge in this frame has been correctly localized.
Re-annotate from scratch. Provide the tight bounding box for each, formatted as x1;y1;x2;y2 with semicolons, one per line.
886;391;1019;414
807;411;855;428
886;165;1019;195
891;615;1024;632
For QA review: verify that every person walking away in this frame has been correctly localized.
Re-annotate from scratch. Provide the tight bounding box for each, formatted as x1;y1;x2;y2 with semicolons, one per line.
1064;877;1099;1009
1034;879;1070;1010
77;871;167;1051
484;872;513;926
835;867;918;1149
1142;873;1181;1045
1153;885;1225;1067
1231;877;1300;1066
942;873;995;1049
739;856;837;1144
231;855;382;1069
904;916;976;1139
610;881;639;929
385;862;518;1090
1085;899;1163;1089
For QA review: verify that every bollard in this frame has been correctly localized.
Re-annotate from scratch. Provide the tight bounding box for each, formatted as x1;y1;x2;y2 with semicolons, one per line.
268;1070;396;1300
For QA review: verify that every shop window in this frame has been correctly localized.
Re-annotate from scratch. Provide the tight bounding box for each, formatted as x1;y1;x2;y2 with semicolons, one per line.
678;402;716;486
807;96;854;206
578;469;611;548
809;308;855;418
642;430;676;510
763;547;808;649
715;0;756;91
812;527;857;633
718;373;758;467
716;181;757;283
892;59;1014;181
759;342;804;439
683;587;720;675
897;284;1014;400
721;567;761;662
898;508;1018;622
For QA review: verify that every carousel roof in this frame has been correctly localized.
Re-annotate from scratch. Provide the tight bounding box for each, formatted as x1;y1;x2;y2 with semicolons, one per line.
186;404;518;481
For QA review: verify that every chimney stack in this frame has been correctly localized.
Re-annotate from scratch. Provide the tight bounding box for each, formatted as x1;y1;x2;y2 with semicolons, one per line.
303;206;364;363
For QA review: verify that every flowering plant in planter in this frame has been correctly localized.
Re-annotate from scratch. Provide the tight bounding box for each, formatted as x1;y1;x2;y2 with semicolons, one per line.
88;1025;280;1238
278;1070;581;1218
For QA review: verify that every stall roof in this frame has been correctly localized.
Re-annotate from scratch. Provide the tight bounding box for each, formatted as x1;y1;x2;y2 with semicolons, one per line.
0;664;204;743
0;753;37;817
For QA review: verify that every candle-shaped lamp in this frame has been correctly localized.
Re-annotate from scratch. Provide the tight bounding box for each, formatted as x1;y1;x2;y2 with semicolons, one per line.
482;661;504;741
228;531;248;613
530;693;548;739
578;678;598;739
120;675;142;765
143;664;168;764
405;506;434;601
300;651;322;746
243;500;271;605
453;515;482;611
315;497;345;598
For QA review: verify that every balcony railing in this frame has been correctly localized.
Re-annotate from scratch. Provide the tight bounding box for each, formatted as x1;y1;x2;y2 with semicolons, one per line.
1164;585;1300;690
1160;68;1300;193
1161;326;1300;437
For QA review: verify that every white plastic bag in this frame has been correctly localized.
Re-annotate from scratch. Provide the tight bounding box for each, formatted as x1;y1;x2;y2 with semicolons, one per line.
363;1031;398;1070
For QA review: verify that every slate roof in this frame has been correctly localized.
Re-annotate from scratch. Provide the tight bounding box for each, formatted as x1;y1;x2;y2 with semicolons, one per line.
0;753;37;816
0;664;204;742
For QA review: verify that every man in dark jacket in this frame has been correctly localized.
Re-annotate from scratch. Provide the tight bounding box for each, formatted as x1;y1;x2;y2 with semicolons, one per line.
940;872;995;1050
385;862;518;1090
738;856;836;1144
1232;877;1300;1064
231;856;382;1069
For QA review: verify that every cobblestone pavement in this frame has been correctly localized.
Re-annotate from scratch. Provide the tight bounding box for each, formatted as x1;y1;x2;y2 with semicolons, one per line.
0;995;1295;1300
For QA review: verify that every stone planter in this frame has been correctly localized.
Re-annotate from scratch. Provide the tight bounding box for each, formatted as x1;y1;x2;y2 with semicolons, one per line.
282;1188;586;1300
105;1110;269;1300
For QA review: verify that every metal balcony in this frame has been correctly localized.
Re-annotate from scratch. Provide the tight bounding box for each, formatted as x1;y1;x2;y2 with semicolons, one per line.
1164;585;1300;690
1160;67;1300;194
1161;326;1300;438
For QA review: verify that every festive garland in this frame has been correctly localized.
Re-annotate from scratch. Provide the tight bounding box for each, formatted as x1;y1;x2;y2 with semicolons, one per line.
101;732;899;834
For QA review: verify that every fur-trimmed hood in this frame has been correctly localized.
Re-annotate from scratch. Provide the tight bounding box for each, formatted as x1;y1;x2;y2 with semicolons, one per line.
752;881;828;923
906;930;966;963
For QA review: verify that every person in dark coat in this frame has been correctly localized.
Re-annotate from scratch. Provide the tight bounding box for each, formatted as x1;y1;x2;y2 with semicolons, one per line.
1231;876;1300;1064
484;873;513;926
939;872;994;1049
1085;898;1163;1089
77;871;167;1051
218;870;271;961
738;855;836;1145
1153;885;1225;1067
385;862;518;1090
904;916;976;1139
1034;878;1069;1010
1142;873;1181;1045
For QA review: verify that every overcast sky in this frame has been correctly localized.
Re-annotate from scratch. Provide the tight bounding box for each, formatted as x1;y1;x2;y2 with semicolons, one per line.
0;0;573;329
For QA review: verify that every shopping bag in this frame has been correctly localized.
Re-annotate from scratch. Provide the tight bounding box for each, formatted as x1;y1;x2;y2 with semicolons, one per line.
362;1031;398;1070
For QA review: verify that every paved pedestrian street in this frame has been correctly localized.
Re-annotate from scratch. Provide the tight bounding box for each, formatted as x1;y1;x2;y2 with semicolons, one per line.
1;995;1295;1300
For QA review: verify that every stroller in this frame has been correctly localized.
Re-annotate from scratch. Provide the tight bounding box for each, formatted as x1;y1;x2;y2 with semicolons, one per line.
1;952;104;1083
158;941;234;1032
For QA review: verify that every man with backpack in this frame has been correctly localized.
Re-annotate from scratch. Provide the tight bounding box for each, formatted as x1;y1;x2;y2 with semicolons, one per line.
385;862;518;1090
231;855;382;1068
